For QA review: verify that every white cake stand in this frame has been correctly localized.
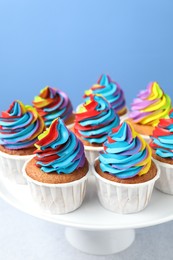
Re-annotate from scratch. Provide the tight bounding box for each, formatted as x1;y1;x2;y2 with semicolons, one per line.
0;175;173;255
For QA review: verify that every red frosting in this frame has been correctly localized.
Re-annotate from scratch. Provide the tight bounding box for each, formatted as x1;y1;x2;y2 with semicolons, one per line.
150;108;173;150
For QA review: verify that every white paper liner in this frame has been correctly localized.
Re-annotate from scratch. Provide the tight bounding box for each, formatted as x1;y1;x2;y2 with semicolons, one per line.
140;134;150;144
0;150;33;185
119;109;129;123
92;160;160;214
66;122;74;129
152;158;173;195
76;104;82;113
84;145;103;166
22;160;90;214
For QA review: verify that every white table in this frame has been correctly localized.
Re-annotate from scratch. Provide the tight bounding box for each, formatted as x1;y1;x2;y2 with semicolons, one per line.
0;189;173;259
0;198;173;260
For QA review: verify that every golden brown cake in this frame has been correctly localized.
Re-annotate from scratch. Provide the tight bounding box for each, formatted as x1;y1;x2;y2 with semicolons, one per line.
127;118;154;136
95;159;157;184
26;157;89;184
0;144;35;156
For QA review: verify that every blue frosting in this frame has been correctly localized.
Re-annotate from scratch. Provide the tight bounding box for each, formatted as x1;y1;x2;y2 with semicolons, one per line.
0;101;44;149
99;122;151;179
150;110;173;159
75;95;120;144
85;75;126;113
33;87;73;127
35;118;86;174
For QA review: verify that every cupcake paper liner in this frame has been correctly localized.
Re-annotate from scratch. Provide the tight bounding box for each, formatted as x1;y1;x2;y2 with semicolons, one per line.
153;158;173;195
66;122;74;129
23;160;90;214
0;150;33;185
119;109;129;123
84;146;104;166
93;159;160;214
141;134;150;144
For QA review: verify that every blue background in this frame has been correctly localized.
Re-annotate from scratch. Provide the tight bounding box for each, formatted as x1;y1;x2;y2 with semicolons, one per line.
0;0;173;111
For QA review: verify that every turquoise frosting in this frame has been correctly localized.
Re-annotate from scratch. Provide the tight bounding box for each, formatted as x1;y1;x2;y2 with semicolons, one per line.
99;122;151;179
85;74;126;113
35;118;86;174
33;87;73;127
150;109;173;159
75;95;120;144
0;101;45;149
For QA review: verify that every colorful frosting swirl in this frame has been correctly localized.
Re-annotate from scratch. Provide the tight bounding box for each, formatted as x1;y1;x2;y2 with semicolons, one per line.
129;82;172;126
74;94;120;144
84;74;126;114
99;121;152;179
33;86;73;127
0;100;45;149
150;109;173;159
129;82;171;126
34;118;86;174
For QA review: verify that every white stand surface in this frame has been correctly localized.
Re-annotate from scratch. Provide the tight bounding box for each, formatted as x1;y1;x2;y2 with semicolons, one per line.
0;175;173;256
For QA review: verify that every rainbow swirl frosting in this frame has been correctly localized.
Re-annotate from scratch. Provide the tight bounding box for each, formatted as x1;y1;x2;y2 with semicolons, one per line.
33;86;73;127
150;109;173;159
34;118;86;174
99;121;152;179
84;74;126;114
74;94;120;144
129;82;172;126
0;100;45;150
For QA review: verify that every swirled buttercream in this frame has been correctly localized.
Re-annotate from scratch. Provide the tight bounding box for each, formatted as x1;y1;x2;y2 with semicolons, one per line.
33;86;73;127
99;121;152;179
0;100;45;149
129;82;172;126
34;118;86;174
74;94;120;144
150;109;173;159
84;74;126;114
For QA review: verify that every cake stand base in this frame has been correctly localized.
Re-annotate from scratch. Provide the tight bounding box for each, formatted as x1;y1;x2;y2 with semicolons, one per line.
65;228;135;255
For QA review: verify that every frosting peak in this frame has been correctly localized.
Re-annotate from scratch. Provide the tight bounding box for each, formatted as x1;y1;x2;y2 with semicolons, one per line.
99;121;152;179
150;109;173;159
34;118;86;174
74;94;120;144
33;86;73;127
84;74;126;115
0;100;45;149
129;82;172;126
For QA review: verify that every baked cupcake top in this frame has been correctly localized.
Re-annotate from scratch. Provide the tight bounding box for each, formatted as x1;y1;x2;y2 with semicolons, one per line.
99;121;151;179
129;82;172;126
150;109;173;160
34;118;86;174
74;94;120;145
33;86;73;127
84;74;126;115
0;100;45;150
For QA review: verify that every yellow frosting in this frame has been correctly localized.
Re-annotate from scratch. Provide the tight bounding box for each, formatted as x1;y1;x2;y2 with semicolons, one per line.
131;82;172;126
127;121;152;176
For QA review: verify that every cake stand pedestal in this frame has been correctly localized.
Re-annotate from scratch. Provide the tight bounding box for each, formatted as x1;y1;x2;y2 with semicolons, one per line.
0;175;173;255
65;228;135;255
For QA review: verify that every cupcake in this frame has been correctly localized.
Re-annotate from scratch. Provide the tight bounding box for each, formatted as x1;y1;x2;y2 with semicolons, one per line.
73;94;120;164
23;118;89;214
93;121;160;214
150;109;173;194
0;100;45;184
84;74;127;120
128;82;172;142
32;86;75;128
